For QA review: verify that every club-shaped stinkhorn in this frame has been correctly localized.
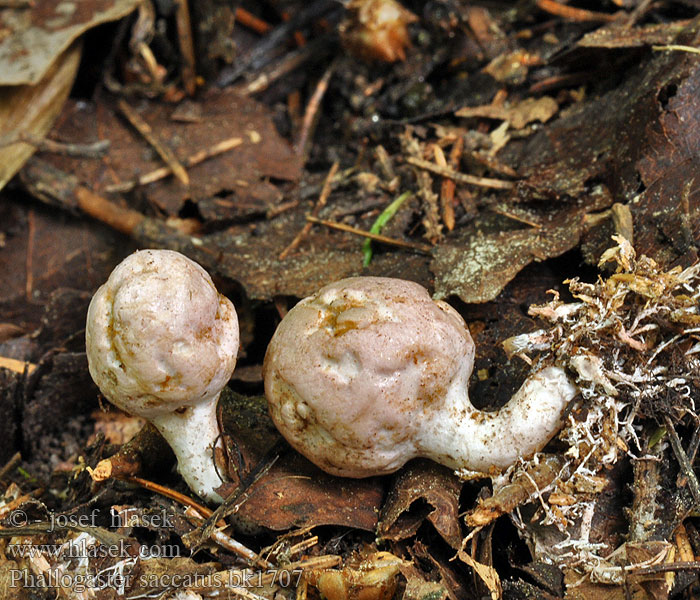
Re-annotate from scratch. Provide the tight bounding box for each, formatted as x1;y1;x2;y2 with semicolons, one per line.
86;249;239;502
263;277;577;478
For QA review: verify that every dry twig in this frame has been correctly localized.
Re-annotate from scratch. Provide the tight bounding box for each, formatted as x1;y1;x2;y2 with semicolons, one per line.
535;0;616;22
279;161;339;259
664;416;700;507
117;99;189;186
295;60;337;161
0;133;110;157
105;136;243;193
184;506;271;568
306;216;432;254
175;0;197;95
405;156;514;190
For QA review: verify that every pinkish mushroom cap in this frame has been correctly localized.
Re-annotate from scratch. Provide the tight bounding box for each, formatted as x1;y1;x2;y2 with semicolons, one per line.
263;277;576;478
86;249;239;502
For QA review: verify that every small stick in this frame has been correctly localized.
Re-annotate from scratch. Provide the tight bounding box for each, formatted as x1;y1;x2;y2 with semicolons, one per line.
89;422;167;483
287;535;319;558
136;42;165;85
0;452;21;481
282;11;307;47
414;149;441;243
489;206;542;229
75;187;144;235
528;72;591;94
623;0;655;27
175;0;197;95
295;60;337;161
467;150;518;178
183;452;281;550
686;424;700;467
185;506;271;568
236;7;273;34
267;199;300;218
105;136;243;193
535;0;616;22
652;44;700;55
0;356;37;374
217;1;338;86
446;136;467;217
240;41;323;95
0;488;44;519
405;156;514;190
664;416;700;507
117;98;189;186
306;216;433;253
434;144;455;231
125;475;225;524
279;161;339;259
0;133;110;158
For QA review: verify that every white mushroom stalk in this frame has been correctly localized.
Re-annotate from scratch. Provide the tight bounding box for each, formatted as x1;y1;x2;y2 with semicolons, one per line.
263;277;577;478
86;249;239;503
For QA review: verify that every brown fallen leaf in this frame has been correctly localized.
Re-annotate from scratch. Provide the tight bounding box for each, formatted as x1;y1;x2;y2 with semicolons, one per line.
457;550;502;600
0;42;81;190
0;0;140;86
45;89;302;216
578;20;692;49
218;390;384;532
378;459;463;549
456;96;559;130
431;205;583;303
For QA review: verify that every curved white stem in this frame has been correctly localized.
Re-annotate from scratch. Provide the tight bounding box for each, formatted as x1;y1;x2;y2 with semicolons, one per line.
150;399;225;503
418;367;577;473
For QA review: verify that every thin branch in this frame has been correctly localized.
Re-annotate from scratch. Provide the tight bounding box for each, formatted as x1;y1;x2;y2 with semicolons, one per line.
295;60;337;160
664;415;700;507
117;98;189;186
306;216;433;254
105;136;243;193
535;0;616;22
175;0;197;95
405;156;514;190
279;161;339;259
0;133;110;158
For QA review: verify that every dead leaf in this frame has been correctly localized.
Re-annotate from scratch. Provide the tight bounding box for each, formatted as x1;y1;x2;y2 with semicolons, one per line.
378;459;463;549
457;550;502;600
232;452;384;531
456;96;558;130
631;61;700;267
431;207;583;303
578;21;692;49
0;42;81;189
511;18;700;269
483;49;535;85
0;0;139;85
46;89;302;215
219;390;383;532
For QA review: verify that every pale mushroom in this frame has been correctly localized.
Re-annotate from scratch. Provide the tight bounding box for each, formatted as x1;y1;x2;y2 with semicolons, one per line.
263;277;576;478
86;249;239;502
